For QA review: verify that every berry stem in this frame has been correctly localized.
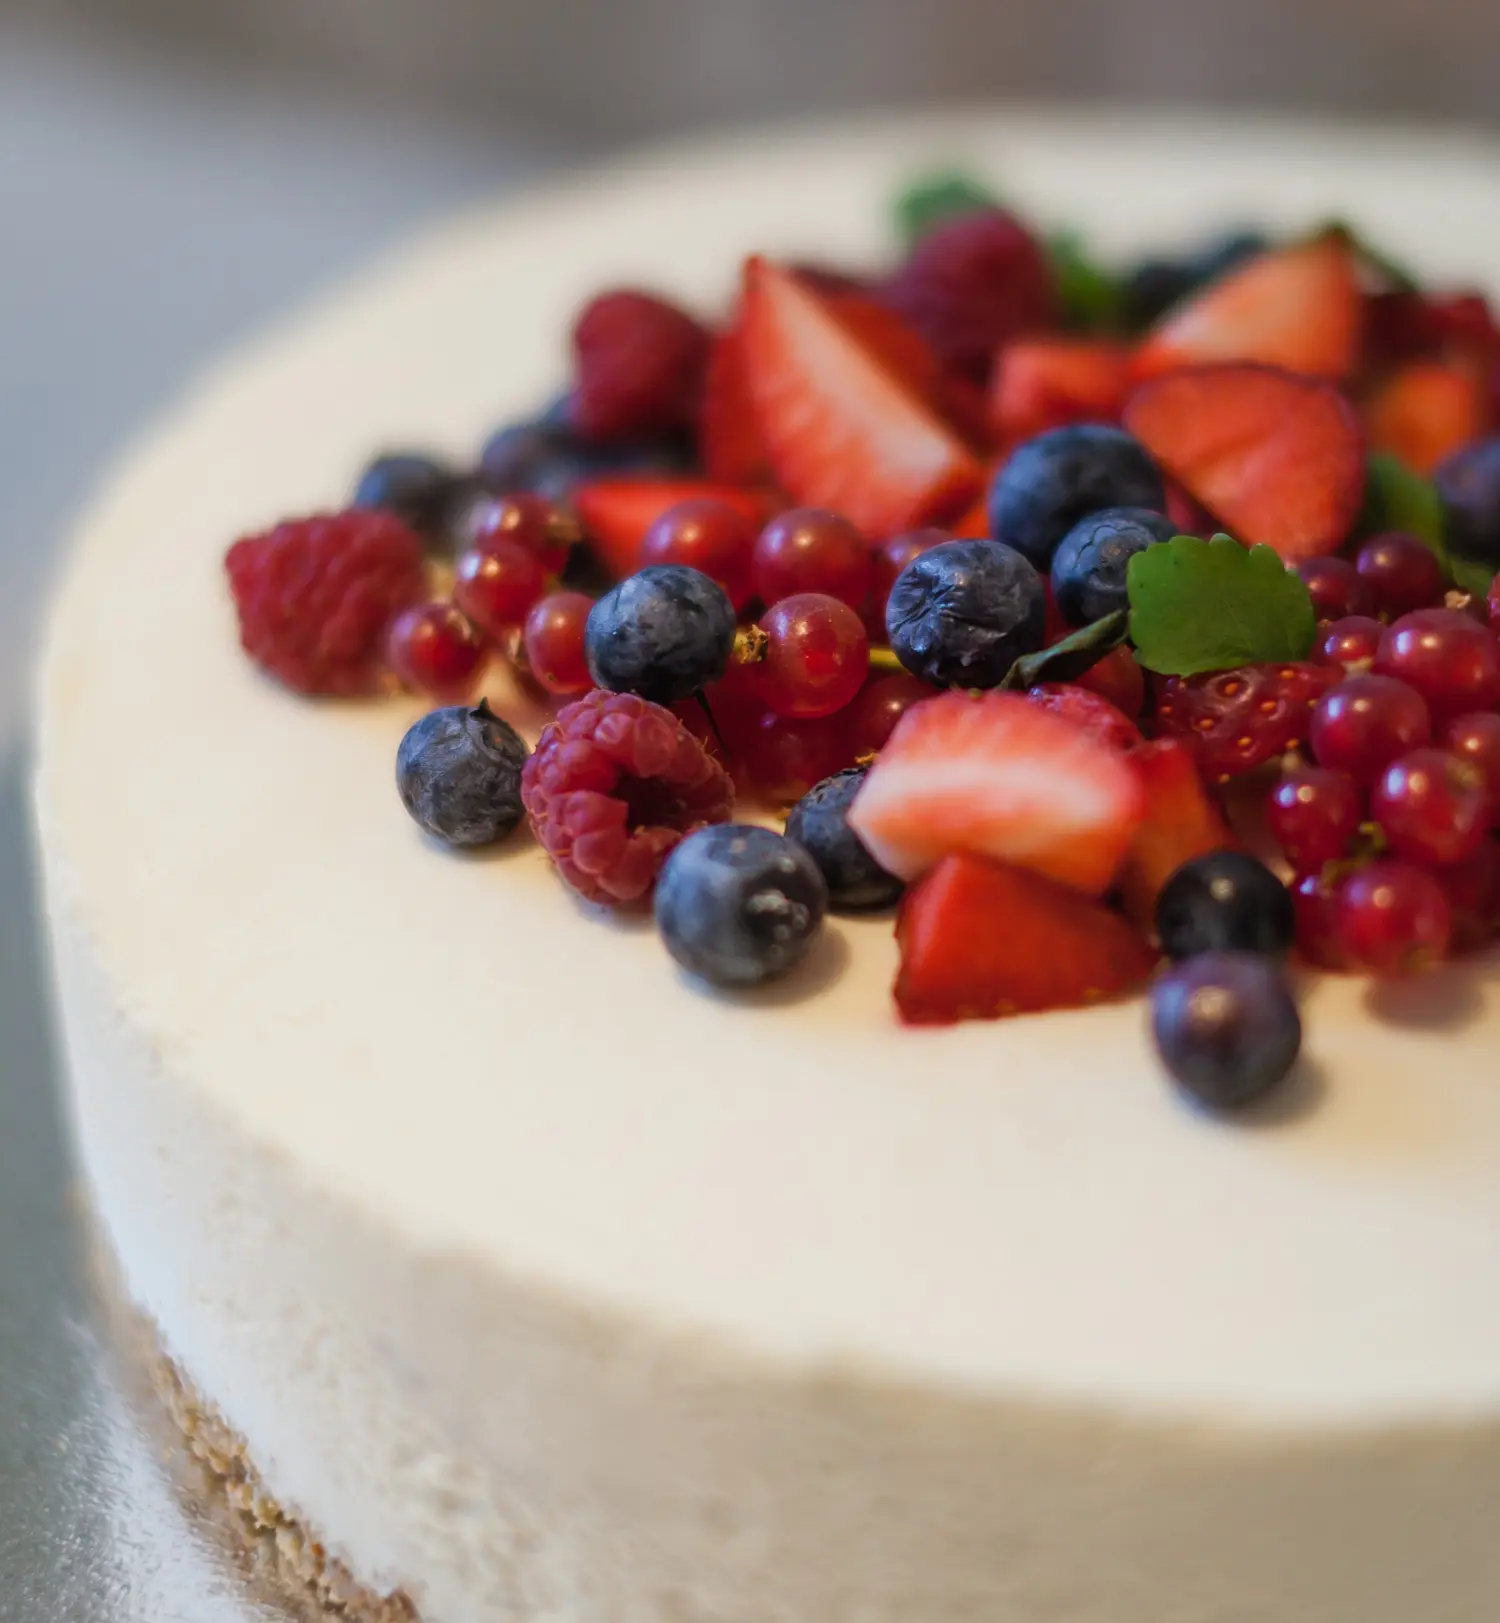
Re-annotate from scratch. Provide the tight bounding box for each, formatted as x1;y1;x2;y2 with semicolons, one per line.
867;646;906;676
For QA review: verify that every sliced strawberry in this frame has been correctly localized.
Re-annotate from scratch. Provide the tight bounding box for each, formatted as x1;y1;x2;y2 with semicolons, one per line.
1116;740;1236;930
1133;237;1361;382
848;690;1145;894
894;853;1156;1025
1163;478;1215;537
1074;643;1146;718
739;257;983;539
573;478;771;580
987;338;1131;448
1026;683;1143;753
699;321;772;485
1365;360;1489;476
1123;364;1364;561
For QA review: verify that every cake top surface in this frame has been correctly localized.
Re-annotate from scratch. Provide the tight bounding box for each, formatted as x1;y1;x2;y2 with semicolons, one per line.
37;111;1500;1428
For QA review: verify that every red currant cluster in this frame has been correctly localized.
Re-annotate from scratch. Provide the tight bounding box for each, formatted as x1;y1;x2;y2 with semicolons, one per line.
1271;536;1500;973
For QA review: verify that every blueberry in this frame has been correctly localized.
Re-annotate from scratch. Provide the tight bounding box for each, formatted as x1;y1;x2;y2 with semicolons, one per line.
353;452;466;539
1155;851;1295;961
1189;228;1269;285
656;824;828;988
785;768;903;912
1151;951;1302;1112
396;701;529;848
585;565;737;704
1435;436;1500;564
1050;506;1178;626
886;538;1045;689
988;425;1166;571
479;398;696;503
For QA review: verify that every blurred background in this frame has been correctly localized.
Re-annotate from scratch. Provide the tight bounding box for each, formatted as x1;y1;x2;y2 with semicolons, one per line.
1;3;1497;1615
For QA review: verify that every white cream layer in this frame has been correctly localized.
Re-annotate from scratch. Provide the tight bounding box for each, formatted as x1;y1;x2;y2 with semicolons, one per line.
34;113;1500;1620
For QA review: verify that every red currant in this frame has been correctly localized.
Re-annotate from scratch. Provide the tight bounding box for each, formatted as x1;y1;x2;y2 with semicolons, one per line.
737;710;851;806
1297;555;1375;621
386;602;487;701
1435;841;1500;953
842;673;938;757
465;492;573;575
1441;712;1500;820
639;498;757;609
873;528;950;611
1315;615;1385;672
1309;674;1432;783
1372;607;1500;721
522;590;594;696
1291;871;1350;970
1371;748;1491;866
758;594;870;719
752;508;873;609
1335;860;1452;974
453;541;547;637
1267;765;1364;873
1355;532;1445;618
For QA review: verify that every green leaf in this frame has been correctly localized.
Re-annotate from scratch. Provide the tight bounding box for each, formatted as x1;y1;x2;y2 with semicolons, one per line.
1047;230;1125;333
1314;219;1420;295
894;169;999;248
1127;535;1317;675
999;609;1130;690
1361;452;1449;558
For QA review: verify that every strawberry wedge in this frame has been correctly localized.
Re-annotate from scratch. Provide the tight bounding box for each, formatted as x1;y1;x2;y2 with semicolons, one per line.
1123;363;1364;561
739;257;983;539
848;690;1145;894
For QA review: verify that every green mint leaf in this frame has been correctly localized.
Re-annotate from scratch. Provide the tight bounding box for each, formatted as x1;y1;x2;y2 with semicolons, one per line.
1047;230;1125;333
1361;451;1450;566
1314;219;1420;295
1127;535;1317;675
1450;554;1497;599
895;169;999;247
1000;609;1129;691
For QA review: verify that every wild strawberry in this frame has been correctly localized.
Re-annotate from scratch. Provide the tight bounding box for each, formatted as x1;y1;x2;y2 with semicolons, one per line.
1154;661;1342;782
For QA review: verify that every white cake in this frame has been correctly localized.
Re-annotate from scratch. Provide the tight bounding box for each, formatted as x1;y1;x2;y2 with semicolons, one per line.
33;113;1500;1622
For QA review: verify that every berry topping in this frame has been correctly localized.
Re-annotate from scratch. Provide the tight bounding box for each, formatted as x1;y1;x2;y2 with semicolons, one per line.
1316;615;1385;672
848;689;1145;893
1124;364;1364;561
395;701;529;848
738;258;982;538
1310;673;1433;783
894;853;1155;1024
655;824;827;987
1370;748;1492;867
1335;860;1452;974
1132;236;1360;380
1049;506;1177;626
1434;436;1500;563
1353;532;1446;618
453;542;548;638
752;508;874;609
987;339;1131;449
571;289;711;443
585;565;738;705
1025;683;1143;753
1295;555;1375;622
384;602;488;703
1267;765;1364;873
885;538;1046;689
987;424;1166;571
640;498;758;609
1373;607;1500;721
522;591;594;697
785;767;904;912
573;478;767;582
883;207;1055;381
353;452;464;540
521;690;734;906
1153;662;1340;783
1155;850;1295;961
1116;739;1236;929
759;594;870;719
1151;953;1302;1113
225;509;426;696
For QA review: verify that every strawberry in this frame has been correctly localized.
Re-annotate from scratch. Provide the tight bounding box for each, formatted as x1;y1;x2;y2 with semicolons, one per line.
573;478;770;580
1163;478;1215;537
699;320;771;485
987;338;1131;449
1026;683;1143;753
894;853;1156;1024
1116;740;1236;929
1132;237;1361;382
1123;364;1365;561
848;689;1145;894
1074;643;1146;717
1154;661;1342;782
1365;360;1489;476
739;258;983;539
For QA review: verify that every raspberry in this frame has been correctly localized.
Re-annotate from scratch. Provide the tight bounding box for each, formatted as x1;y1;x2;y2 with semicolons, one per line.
521;690;734;906
225;510;426;695
1154;662;1341;783
882;209;1055;382
571;289;710;443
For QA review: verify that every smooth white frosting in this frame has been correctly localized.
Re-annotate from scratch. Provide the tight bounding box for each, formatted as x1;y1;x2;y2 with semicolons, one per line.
34;112;1500;1620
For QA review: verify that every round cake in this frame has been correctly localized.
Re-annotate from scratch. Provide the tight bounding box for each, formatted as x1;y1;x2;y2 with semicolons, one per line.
34;112;1500;1622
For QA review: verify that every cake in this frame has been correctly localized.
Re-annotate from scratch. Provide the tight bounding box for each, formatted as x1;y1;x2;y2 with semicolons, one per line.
33;114;1500;1622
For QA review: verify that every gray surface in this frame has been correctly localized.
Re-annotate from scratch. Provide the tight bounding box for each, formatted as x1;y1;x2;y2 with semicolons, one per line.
0;25;564;1617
